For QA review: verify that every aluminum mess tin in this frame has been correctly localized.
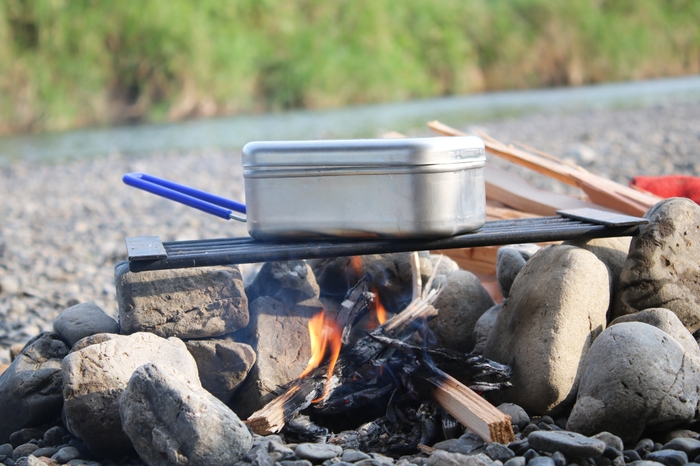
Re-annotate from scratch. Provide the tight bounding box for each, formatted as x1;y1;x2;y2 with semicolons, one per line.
242;136;486;240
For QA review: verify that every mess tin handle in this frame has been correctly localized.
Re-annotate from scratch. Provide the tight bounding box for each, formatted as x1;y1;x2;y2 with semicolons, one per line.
123;172;247;222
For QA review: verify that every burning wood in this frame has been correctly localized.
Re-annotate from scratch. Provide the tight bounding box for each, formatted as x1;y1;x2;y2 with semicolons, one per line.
246;253;515;448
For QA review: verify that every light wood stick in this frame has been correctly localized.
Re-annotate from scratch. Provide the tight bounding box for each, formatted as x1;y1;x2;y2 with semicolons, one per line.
427;120;661;216
431;372;514;444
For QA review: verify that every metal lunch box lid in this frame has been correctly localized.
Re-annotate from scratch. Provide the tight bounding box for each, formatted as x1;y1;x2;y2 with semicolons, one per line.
242;136;485;169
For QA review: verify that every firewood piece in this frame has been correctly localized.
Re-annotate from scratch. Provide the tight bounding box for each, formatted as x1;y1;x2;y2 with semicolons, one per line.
336;274;374;345
431;372;514;444
427;120;661;216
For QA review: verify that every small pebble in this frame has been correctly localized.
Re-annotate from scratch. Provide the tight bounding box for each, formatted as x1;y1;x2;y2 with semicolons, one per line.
12;444;39;460
645;450;688;466
552;451;567;466
504;457;526;466
342;449;371;462
528;431;606;458
486;443;515;462
31;446;58;458
529;457;556;466
295;443;343;462
663;438;700;458
51;446;81;464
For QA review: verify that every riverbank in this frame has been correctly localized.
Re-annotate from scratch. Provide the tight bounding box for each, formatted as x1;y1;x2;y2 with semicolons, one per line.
1;100;699;364
2;0;700;135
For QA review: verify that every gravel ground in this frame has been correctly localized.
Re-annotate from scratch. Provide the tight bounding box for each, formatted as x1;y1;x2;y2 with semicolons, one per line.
1;100;699;365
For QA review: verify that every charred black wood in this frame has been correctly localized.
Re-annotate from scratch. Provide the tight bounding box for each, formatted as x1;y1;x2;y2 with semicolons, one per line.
282;414;329;443
367;332;512;392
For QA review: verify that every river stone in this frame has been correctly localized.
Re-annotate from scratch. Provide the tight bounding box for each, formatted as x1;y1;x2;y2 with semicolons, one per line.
472;303;502;355
245;260;320;305
566;322;700;444
427;450;492;466
645;450;688;466
0;332;69;443
429;270;495;352
230;295;323;418
120;363;252;466
528;431;606;458
483;245;609;415
70;332;120;352
496;244;540;298
308;252;432;312
61;332;200;457
115;261;248;339
563;236;631;314
663;437;700;458
497;403;530;431
610;308;700;357
12;443;39;460
294;443;343;461
612;198;700;332
53;302;119;347
185;338;256;402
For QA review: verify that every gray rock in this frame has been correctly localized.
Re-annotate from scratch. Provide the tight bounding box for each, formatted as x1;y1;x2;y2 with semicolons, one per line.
528;458;556;466
496;244;540;298
120;363;253;466
567;322;700;444
61;332;200;457
592;432;625;452
294;443;343;461
612;198;700;332
342;450;372;462
527;431;606;458
246;260;321;304
31;446;58;458
9;428;44;448
0;333;69;443
115;262;248;338
497;403;530;431
484;245;609;416
504;457;526;466
486;443;515;462
645;450;688;466
429;270;495;352
663;438;700;458
427;451;492;466
472;303;502;355
610;308;700;357
230;295;323;418
42;426;65;447
430;254;460;277
0;443;13;457
52;302;119;347
70;332;120;352
51;446;81;463
185;338;256;402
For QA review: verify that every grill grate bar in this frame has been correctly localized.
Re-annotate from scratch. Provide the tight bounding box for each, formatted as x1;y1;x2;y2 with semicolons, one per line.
126;209;648;273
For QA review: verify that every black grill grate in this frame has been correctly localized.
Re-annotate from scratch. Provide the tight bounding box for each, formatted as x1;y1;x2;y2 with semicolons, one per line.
125;208;647;273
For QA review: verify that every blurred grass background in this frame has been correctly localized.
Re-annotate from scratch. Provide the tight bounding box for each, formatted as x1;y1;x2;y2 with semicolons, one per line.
1;0;699;135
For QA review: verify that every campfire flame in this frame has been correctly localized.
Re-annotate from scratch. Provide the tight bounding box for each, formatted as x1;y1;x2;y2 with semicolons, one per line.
299;310;342;402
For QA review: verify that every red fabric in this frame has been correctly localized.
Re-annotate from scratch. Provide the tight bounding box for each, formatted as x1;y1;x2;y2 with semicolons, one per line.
630;175;700;204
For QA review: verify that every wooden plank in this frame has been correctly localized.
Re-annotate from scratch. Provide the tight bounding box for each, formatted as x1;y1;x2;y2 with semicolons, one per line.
427;120;661;216
485;165;610;216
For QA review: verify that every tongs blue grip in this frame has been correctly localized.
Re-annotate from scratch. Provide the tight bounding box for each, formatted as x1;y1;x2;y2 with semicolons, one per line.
123;172;247;222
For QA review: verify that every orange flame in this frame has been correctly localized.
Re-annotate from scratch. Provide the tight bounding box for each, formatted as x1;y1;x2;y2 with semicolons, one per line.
299;310;342;403
367;286;387;330
350;256;363;278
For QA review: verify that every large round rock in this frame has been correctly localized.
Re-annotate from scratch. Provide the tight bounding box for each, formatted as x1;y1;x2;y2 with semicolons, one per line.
0;333;69;443
62;332;200;457
567;322;700;443
483;245;609;416
120;363;253;466
612;198;700;332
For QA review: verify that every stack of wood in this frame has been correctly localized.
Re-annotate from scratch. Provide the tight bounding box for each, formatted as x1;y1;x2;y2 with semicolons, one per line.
426;121;662;301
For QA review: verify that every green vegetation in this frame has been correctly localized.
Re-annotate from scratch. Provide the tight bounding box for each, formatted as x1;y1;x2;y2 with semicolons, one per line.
1;0;699;134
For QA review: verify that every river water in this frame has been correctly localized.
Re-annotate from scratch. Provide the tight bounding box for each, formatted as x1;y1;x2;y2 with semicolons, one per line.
1;75;700;166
